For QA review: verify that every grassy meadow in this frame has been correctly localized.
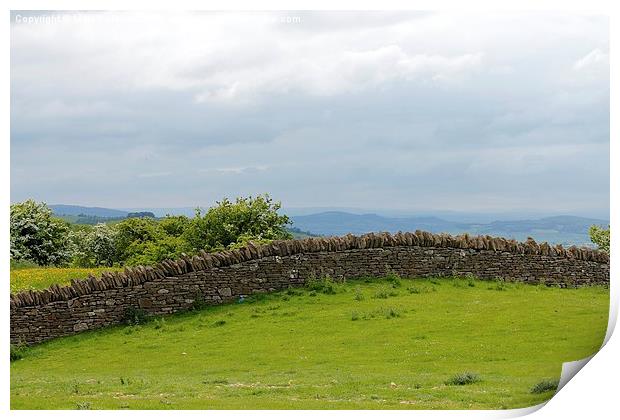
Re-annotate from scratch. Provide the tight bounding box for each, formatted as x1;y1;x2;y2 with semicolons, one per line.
10;266;122;294
10;277;609;410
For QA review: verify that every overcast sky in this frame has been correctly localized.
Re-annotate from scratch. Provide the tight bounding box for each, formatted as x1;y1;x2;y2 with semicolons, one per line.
10;11;609;217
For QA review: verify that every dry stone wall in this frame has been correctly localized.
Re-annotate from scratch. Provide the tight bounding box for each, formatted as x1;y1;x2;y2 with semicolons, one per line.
11;231;609;345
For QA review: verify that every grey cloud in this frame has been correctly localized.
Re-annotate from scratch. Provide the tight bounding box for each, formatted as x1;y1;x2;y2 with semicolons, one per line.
10;11;609;216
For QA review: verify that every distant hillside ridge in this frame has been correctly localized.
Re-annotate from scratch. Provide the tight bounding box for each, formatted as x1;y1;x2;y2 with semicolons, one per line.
47;205;608;246
291;212;609;246
49;204;128;218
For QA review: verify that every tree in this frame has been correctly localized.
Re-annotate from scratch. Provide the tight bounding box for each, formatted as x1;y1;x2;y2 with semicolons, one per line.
10;200;71;266
69;224;118;267
127;211;156;219
113;217;191;266
183;194;292;252
159;215;191;237
589;225;610;253
113;217;161;263
124;235;188;266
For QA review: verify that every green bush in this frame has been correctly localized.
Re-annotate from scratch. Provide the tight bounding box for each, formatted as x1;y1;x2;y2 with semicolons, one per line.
408;285;422;294
159;215;191;237
285;286;304;297
10;344;28;362
190;294;208;311
113;217;163;264
373;286;390;299
123;307;150;325
383;307;401;318
306;275;339;294
445;372;481;386
69;223;118;267
183;194;292;252
530;379;559;394
11;195;294;271
124;235;189;267
10;200;71;266
76;401;91;410
243;292;268;304
114;195;291;266
384;271;402;287
451;279;467;288
494;279;507;291
589;225;610;253
408;285;436;294
373;287;389;299
373;286;397;299
352;306;403;321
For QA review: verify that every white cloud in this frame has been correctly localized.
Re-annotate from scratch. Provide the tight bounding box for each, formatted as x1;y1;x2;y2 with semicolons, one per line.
11;12;485;105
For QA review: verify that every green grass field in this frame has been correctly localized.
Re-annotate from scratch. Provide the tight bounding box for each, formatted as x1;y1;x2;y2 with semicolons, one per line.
10;267;122;294
10;277;609;410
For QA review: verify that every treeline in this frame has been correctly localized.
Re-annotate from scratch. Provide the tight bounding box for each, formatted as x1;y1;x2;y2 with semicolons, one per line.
56;214;126;225
10;195;292;268
56;212;156;225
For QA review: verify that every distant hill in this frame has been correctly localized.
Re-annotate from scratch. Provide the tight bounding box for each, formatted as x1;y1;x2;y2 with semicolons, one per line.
49;204;128;218
470;216;607;236
290;212;457;235
48;204;608;246
291;212;609;247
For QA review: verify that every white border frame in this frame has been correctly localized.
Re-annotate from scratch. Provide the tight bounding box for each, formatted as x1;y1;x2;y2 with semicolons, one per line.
2;2;616;419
